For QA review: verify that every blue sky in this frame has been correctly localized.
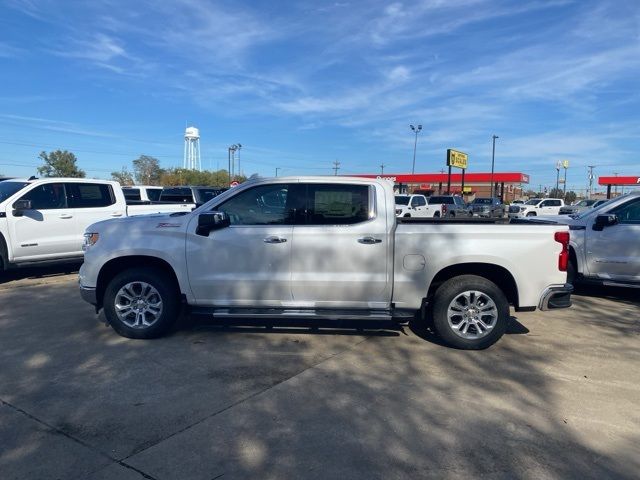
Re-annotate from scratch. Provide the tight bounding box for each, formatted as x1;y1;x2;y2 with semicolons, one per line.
1;0;638;193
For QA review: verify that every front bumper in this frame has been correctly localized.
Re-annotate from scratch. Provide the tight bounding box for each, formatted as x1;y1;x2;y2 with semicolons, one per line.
538;283;573;310
80;285;98;306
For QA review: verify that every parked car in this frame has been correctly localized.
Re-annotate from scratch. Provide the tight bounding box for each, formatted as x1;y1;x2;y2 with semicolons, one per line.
559;199;599;216
0;178;192;272
511;199;525;205
508;198;564;218
537;191;640;287
395;194;432;217
469;197;505;218
160;186;228;207
79;176;571;350
425;195;471;218
122;185;163;204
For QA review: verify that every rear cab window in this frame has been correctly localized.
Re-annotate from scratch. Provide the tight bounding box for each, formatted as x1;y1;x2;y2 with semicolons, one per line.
66;183;116;208
303;183;371;225
160;188;195;203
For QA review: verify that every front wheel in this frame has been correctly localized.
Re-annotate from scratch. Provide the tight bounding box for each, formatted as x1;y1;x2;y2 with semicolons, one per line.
103;267;180;339
526;212;536;217
431;275;509;349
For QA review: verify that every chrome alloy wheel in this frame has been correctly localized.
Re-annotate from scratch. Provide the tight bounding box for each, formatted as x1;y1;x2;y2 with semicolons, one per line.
114;281;163;329
447;290;498;339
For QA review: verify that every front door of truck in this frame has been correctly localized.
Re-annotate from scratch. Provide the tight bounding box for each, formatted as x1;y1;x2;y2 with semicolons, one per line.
290;182;391;308
8;183;79;261
586;197;640;282
185;183;298;306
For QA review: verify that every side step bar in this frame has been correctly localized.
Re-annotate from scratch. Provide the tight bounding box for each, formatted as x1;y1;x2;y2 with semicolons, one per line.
190;307;415;322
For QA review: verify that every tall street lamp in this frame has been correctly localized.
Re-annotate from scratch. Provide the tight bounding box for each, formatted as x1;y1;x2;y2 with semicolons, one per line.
410;124;422;174
555;160;562;193
490;135;498;197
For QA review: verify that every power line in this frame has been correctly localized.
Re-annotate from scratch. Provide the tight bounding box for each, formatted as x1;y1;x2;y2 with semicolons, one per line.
332;160;340;176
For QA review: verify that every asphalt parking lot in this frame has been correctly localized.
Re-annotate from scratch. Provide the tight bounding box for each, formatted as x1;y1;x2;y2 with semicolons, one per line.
1;267;639;480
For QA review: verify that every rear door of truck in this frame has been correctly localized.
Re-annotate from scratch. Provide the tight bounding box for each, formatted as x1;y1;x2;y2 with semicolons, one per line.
289;181;392;307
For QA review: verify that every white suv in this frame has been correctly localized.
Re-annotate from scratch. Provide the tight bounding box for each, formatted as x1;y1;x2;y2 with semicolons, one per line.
509;198;564;218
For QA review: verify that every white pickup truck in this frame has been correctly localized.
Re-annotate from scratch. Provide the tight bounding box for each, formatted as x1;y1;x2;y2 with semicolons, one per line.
508;198;565;218
79;176;572;350
0;177;192;271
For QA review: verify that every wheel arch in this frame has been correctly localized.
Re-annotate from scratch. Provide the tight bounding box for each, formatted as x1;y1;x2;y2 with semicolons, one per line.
96;255;182;309
0;231;8;271
426;263;519;308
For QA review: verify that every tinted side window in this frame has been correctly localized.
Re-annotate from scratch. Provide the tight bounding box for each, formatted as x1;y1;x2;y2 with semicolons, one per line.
217;184;294;225
20;183;67;210
66;183;115;208
304;184;370;225
413;196;426;207
161;188;194;203
146;189;162;202
123;188;141;201
454;197;464;205
611;198;640;224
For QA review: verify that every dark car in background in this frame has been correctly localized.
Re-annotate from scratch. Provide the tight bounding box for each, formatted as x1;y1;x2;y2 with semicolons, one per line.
469;197;505;218
160;186;228;207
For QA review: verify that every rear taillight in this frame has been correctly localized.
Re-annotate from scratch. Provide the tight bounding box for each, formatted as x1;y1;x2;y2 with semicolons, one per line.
442;204;448;214
554;231;570;272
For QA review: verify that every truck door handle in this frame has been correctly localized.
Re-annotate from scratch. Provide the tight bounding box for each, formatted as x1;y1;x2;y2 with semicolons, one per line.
263;236;287;244
110;212;124;217
59;214;73;219
358;236;382;244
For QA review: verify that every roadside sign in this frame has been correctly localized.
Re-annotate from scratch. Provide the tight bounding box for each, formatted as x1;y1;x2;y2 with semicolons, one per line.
447;149;468;169
230;181;239;187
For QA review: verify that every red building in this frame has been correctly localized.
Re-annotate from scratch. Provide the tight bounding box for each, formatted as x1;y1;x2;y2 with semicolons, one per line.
598;175;640;198
353;172;530;202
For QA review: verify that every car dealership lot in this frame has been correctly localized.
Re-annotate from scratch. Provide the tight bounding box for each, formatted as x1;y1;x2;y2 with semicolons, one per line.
1;269;639;480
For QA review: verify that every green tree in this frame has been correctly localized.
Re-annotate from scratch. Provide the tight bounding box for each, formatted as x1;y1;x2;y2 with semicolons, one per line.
37;150;86;178
111;167;135;186
159;168;243;187
564;191;577;204
132;155;163;184
549;188;564;199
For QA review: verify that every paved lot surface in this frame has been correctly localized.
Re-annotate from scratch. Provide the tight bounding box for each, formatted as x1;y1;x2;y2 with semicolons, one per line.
1;266;639;480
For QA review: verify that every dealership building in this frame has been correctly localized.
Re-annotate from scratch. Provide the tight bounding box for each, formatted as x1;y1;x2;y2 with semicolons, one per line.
355;172;530;202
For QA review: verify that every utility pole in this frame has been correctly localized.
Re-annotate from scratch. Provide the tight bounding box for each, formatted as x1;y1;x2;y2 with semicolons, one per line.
490;135;498;197
555;160;562;194
236;144;242;176
409;124;422;174
562;160;568;197
587;165;596;199
332;160;340;176
380;163;385;175
275;167;281;177
613;172;618;196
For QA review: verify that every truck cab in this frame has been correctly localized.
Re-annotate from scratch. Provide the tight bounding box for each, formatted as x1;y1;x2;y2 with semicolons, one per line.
509;198;564;218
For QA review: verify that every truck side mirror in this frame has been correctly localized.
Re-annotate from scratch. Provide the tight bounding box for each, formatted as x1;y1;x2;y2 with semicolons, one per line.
12;199;32;217
196;211;230;236
593;213;618;231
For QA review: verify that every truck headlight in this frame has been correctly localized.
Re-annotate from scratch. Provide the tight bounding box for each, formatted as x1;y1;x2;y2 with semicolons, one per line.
83;232;100;251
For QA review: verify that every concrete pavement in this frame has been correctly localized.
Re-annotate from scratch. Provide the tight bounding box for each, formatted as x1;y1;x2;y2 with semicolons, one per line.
0;269;638;479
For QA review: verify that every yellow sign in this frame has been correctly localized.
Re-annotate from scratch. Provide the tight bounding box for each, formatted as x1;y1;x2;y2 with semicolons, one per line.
447;149;468;169
562;160;570;169
463;186;472;193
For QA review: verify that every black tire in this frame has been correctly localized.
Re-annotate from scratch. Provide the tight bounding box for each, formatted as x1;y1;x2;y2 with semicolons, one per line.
431;275;509;350
404;213;411;218
103;267;180;339
434;212;441;218
526;212;536;217
449;211;456;218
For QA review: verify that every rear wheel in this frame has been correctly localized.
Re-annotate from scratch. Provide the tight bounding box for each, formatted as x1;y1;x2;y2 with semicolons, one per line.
103;267;180;339
431;275;509;349
567;258;577;285
433;212;440;218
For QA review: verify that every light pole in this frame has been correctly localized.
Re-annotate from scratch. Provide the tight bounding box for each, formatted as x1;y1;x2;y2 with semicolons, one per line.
227;145;237;185
555;160;562;194
562;160;568;197
380;163;385;175
236;144;242;176
275;167;281;177
490;135;498;197
410;124;422;174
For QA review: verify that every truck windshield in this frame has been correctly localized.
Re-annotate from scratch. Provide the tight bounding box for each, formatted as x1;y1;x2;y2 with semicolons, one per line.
395;196;410;205
0;181;28;202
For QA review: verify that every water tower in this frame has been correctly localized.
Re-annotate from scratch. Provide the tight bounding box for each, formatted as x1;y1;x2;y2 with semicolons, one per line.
183;126;201;171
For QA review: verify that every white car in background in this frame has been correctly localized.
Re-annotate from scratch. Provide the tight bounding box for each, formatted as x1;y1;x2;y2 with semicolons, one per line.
395;194;431;217
509;198;564;218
